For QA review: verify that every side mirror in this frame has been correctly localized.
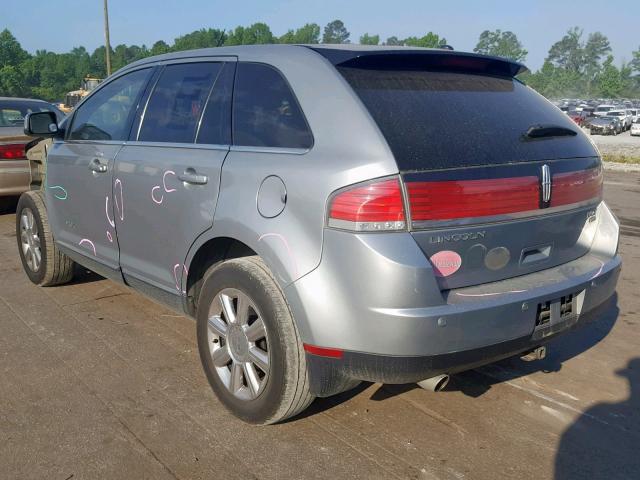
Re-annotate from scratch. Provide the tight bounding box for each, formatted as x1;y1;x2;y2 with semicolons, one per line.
24;111;60;138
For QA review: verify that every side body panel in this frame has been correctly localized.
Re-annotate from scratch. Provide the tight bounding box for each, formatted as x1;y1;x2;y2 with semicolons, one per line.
0;133;31;196
0;159;29;196
46;140;123;271
114;143;228;294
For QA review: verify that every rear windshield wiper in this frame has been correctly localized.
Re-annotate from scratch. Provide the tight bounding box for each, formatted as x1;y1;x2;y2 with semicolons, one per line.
523;124;578;140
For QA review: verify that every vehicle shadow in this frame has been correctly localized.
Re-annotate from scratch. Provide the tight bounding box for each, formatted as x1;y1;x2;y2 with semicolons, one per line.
66;265;104;286
0;196;19;216
285;381;373;423
554;357;640;479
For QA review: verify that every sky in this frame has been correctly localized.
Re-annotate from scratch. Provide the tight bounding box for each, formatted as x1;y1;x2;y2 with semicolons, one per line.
2;0;639;71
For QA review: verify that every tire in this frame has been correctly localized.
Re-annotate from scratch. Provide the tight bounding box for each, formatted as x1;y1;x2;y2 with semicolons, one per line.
16;191;75;286
196;256;314;424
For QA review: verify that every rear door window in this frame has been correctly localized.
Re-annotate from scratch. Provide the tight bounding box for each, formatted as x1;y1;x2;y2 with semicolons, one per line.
233;63;313;149
338;67;597;170
196;62;235;146
139;62;222;143
69;68;151;141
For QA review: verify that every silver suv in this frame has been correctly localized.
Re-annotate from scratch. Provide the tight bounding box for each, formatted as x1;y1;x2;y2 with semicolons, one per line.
19;45;621;424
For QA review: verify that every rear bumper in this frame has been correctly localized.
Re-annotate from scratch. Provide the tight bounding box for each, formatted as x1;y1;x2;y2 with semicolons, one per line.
284;201;621;396
305;267;619;396
0;160;30;197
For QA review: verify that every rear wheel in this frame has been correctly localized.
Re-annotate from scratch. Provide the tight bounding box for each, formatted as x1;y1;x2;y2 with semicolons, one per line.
16;191;75;286
196;256;314;424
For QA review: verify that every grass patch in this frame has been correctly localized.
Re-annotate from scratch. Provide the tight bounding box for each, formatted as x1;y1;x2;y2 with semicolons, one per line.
602;154;640;164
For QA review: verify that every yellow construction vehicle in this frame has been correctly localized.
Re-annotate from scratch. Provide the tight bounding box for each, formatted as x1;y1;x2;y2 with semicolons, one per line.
59;76;102;114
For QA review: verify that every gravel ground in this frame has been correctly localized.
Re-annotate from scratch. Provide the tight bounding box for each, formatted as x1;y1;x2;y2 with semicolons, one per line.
587;128;640;160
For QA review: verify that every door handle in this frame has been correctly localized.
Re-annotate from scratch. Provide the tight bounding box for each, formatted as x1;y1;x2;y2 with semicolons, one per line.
178;168;208;185
89;158;108;173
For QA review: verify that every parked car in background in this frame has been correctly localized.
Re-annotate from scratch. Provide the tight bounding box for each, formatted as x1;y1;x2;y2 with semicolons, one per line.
590;116;623;135
567;110;590;127
631;120;640;137
607;109;633;130
594;104;615;117
0;98;65;208
18;45;620;424
629;109;640;124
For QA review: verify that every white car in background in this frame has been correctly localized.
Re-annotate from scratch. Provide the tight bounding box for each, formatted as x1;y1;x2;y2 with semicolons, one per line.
594;104;615;117
607;110;633;130
631;121;640;137
630;109;640;124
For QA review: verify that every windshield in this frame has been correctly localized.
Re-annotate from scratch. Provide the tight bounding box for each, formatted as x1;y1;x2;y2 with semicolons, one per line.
0;100;65;127
338;68;596;170
596;106;612;112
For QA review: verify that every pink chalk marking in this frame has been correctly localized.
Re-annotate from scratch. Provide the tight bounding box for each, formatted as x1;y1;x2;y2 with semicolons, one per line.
429;251;462;277
258;233;299;278
79;238;96;256
173;263;188;294
589;259;605;281
106;231;113;243
105;196;115;227
151;186;164;204
114;178;124;221
163;170;177;193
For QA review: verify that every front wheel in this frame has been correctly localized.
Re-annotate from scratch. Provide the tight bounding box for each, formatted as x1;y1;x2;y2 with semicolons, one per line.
16;191;75;286
196;256;314;424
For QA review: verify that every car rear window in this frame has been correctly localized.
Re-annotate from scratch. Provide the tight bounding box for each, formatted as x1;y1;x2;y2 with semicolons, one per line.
0;101;64;127
338;67;597;170
139;62;222;143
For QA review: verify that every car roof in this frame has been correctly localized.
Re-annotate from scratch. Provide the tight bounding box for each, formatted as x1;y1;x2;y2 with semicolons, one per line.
0;97;52;103
119;44;528;76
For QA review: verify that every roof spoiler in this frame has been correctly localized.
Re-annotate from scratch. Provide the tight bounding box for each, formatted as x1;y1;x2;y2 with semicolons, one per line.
309;47;528;77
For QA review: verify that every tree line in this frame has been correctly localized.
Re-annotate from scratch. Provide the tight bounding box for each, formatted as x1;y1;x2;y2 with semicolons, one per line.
1;20;639;101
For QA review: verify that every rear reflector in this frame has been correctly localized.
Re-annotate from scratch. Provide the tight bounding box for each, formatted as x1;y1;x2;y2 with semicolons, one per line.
0;143;26;160
407;177;540;222
328;177;406;231
550;168;603;208
303;344;344;359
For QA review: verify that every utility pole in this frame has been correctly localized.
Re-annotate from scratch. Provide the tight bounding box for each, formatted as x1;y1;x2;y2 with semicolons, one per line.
103;0;112;76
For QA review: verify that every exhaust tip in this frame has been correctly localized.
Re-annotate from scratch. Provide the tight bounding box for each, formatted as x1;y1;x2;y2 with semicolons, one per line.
521;346;547;362
417;374;450;392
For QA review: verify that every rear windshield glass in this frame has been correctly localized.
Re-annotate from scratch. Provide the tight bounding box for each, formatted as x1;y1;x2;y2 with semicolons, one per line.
338;68;597;170
0;101;64;127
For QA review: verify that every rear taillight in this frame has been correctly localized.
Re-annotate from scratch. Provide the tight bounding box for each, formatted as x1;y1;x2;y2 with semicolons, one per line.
0;143;26;160
550;168;603;208
328;177;406;231
406;177;540;222
328;166;602;232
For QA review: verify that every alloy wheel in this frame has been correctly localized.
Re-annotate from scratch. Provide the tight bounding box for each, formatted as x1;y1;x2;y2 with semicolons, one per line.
207;288;270;400
20;208;42;272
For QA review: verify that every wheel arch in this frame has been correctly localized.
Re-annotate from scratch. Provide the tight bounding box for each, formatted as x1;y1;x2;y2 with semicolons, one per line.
184;236;257;316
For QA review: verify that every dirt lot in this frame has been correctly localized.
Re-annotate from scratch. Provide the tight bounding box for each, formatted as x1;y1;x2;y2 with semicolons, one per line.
0;172;639;480
589;128;640;161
